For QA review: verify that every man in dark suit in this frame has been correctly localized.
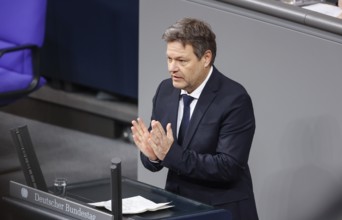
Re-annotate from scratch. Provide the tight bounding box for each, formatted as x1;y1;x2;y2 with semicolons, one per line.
131;17;258;220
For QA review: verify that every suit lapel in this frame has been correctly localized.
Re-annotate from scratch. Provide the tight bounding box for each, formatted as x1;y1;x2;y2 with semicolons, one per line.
182;68;221;148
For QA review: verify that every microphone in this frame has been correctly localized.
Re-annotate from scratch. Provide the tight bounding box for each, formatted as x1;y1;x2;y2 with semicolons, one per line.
110;157;122;220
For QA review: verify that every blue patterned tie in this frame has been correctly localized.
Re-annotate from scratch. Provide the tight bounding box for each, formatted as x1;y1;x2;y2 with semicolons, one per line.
178;95;194;145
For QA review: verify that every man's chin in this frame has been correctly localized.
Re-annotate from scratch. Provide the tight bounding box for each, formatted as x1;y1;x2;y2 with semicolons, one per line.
172;81;184;89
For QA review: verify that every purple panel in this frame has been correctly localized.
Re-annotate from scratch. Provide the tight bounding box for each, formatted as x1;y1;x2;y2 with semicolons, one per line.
0;0;47;106
0;71;35;93
0;68;46;89
0;41;32;74
0;0;47;46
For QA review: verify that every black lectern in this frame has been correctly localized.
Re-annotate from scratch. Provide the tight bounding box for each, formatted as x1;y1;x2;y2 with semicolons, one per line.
3;178;231;220
3;125;231;219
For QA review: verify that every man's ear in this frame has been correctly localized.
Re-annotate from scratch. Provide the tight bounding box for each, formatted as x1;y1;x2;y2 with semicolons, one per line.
203;50;212;67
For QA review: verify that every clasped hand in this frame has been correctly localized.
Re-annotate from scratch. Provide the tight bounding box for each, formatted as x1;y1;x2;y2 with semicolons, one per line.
131;118;174;161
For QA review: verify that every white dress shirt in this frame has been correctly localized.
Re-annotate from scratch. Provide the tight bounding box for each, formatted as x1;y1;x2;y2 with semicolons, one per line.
177;66;213;136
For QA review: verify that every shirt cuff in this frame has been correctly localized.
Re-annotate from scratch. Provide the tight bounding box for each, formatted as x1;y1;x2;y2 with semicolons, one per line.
149;159;161;163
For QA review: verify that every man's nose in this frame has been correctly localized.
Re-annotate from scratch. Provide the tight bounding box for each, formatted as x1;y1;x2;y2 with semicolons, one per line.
168;61;179;72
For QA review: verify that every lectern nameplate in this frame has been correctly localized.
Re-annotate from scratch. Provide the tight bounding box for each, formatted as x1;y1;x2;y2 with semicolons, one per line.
9;181;112;220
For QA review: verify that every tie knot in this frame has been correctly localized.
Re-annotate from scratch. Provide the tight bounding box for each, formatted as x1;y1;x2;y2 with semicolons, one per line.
182;95;194;107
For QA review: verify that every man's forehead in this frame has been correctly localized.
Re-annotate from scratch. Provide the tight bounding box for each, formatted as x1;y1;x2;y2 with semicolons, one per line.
166;42;194;56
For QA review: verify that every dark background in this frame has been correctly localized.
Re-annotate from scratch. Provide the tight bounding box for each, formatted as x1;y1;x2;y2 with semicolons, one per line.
40;0;139;99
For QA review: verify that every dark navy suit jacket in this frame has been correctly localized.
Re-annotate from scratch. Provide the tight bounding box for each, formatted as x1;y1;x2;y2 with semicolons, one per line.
141;67;258;220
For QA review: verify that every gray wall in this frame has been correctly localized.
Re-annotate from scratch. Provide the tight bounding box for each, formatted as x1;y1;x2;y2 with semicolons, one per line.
138;0;342;219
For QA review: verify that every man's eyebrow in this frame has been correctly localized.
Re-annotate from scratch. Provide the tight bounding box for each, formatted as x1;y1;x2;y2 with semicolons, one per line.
167;55;187;60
